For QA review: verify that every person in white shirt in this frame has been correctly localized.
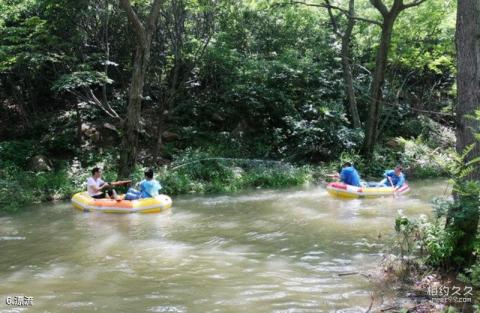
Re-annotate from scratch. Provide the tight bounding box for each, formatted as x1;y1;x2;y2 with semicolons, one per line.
87;167;115;199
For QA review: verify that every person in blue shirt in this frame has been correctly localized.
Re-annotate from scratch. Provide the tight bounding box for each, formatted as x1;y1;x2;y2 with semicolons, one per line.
139;168;162;198
334;162;361;187
125;169;162;200
379;165;405;189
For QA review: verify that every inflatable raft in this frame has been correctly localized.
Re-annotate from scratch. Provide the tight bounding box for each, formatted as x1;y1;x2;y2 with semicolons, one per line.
71;192;172;213
327;182;410;199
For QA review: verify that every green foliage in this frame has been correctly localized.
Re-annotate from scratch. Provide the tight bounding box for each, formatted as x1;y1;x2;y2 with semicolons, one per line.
52;71;113;92
392;214;457;269
0;164;76;213
160;150;312;196
389;137;480;272
391;0;456;73
421;220;457;268
394;215;421;257
397;137;453;178
0;140;44;168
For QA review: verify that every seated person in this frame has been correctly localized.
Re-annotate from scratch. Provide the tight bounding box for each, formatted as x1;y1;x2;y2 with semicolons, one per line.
87;167;117;199
125;169;162;200
333;161;361;187
379;165;405;189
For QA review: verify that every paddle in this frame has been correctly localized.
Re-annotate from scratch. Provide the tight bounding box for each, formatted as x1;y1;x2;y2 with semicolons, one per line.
110;180;132;186
326;173;339;178
387;176;398;198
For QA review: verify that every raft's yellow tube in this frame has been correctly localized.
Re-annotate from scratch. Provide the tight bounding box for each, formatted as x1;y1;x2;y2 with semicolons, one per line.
71;192;172;213
326;182;410;199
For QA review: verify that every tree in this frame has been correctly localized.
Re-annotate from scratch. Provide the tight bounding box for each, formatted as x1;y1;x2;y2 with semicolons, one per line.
325;0;361;128
444;0;480;266
282;0;380;129
361;0;426;157
151;0;216;163
118;0;163;178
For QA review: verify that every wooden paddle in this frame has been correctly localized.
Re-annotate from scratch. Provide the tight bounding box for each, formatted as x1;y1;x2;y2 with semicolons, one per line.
387;176;398;198
326;173;340;178
110;180;132;186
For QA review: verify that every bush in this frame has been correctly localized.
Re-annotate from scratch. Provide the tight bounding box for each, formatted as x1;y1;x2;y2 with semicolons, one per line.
0;140;45;168
397;137;452;178
341;137;454;178
390;214;457;272
159;149;312;195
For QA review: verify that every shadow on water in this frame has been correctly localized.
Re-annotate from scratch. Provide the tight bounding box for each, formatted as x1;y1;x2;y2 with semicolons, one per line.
0;179;450;312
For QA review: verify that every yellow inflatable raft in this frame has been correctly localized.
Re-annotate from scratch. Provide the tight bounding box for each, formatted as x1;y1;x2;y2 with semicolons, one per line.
71;192;172;213
327;182;410;199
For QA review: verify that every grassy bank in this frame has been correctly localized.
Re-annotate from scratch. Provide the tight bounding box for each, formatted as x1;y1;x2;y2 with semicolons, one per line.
0;154;315;213
0;136;453;213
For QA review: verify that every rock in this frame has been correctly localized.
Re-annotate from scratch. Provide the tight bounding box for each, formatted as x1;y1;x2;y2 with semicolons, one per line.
99;123;120;146
162;131;180;142
29;155;52;172
232;120;250;136
385;138;402;150
102;122;118;133
81;122;100;142
232;166;244;179
212;113;225;122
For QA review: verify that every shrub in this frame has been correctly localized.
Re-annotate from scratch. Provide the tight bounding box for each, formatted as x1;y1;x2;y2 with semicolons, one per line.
0;140;44;168
159;150;312;196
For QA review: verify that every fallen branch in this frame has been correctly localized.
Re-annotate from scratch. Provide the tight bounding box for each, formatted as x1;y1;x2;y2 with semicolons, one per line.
365;294;375;313
338;272;359;276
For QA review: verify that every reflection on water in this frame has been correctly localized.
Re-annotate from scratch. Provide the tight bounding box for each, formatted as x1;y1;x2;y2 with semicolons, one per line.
0;179;449;312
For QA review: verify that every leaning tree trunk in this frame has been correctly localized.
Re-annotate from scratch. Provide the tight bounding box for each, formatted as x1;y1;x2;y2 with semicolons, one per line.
362;16;396;157
445;0;480;267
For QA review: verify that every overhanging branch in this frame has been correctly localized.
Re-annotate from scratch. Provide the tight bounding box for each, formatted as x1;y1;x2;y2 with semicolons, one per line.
276;1;381;26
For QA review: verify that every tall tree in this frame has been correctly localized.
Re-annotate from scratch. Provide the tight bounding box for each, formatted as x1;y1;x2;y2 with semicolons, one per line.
361;0;426;157
118;0;163;178
445;0;480;266
151;0;216;163
325;0;361;129
285;0;380;128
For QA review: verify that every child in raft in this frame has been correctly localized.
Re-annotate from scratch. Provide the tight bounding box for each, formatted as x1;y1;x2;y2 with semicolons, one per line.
124;168;162;200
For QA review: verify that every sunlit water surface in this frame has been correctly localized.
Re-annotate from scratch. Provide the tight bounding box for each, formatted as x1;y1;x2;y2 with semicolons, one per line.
0;179;450;312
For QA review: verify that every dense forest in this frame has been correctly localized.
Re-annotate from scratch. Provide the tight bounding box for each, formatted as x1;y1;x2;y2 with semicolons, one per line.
1;0;480;310
0;0;456;165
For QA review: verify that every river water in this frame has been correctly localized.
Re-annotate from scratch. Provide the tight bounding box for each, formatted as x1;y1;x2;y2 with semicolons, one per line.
0;179;449;313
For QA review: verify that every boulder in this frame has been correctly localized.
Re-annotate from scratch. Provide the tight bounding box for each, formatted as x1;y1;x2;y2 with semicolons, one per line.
162;131;180;142
29;155;52;172
385;138;402;150
81;122;100;142
212;113;225;122
231;166;245;179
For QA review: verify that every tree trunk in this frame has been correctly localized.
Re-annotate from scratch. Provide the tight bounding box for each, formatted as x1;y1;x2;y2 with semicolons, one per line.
341;0;361;129
445;0;480;266
117;0;163;178
455;0;480;179
362;16;396;157
118;42;152;178
75;101;82;147
362;0;427;158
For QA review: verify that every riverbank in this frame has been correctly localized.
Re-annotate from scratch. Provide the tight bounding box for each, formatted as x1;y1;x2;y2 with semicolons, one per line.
368;264;477;312
0;136;453;213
